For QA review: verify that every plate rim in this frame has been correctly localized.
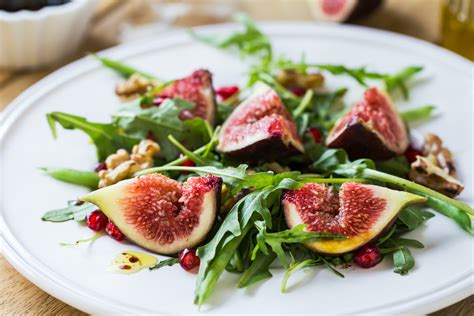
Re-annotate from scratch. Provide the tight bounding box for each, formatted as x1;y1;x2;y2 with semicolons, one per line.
1;22;473;314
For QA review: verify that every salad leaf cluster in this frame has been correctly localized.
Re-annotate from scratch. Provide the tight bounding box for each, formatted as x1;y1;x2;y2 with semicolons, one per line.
41;14;473;308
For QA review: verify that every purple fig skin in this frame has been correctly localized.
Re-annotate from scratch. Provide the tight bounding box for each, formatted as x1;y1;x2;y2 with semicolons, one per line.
213;177;223;218
345;0;383;22
222;135;302;164
326;117;398;160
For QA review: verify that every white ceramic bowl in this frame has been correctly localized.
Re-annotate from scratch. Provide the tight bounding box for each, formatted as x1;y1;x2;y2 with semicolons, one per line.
0;0;96;69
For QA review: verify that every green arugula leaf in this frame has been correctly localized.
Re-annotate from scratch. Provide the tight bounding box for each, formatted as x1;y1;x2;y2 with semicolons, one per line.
376;225;397;246
400;105;436;123
194;177;301;306
253;74;300;104
281;258;321;293
392;247;415;275
304;140;351;174
59;232;102;247
226;252;245;273
112;98;209;160
292;89;314;118
375;156;410;178
40;167;99;189
191;13;272;64
397;206;435;231
255;222;346;268
168;132;222;168
135;164;249;186
92;54;157;80
271;57;385;85
216;102;235;124
271;58;422;100
46;112;140;161
237;251;276;288
384;66;423;100
379;236;425;254
308;88;348;133
320;256;345;278
149;258;179;270
394;238;425;248
315;64;385;86
42;201;96;222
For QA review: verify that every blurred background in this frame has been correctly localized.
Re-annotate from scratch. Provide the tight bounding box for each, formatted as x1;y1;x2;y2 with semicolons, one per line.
0;0;473;314
0;0;473;111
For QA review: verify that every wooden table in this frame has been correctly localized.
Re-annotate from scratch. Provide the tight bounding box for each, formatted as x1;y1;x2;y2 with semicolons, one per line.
1;0;472;314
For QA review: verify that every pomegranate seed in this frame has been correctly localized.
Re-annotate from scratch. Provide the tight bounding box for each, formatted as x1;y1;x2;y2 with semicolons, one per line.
86;210;108;232
404;146;423;164
146;131;156;141
289;86;306;97
94;162;107;173
181;159;196;167
306;127;322;143
178;248;200;271
105;221;125;241
153;95;170;106
353;245;382;269
216;85;239;101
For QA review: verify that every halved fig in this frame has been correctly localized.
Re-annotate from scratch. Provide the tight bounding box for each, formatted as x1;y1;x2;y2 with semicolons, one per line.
157;69;217;124
326;87;409;160
82;174;222;255
217;83;304;162
309;0;382;23
282;182;426;254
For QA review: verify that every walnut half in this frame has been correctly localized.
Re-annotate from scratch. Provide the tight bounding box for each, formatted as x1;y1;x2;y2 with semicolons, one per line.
409;156;464;198
276;69;324;90
115;73;159;101
408;133;464;197
98;139;160;188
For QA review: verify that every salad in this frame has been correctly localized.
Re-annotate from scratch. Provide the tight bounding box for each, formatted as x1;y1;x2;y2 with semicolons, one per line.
41;15;473;307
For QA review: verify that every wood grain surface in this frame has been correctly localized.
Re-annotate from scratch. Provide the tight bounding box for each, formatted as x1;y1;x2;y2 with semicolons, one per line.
0;0;472;315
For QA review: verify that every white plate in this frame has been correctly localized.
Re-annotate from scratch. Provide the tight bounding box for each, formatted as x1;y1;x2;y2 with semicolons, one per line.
1;23;473;314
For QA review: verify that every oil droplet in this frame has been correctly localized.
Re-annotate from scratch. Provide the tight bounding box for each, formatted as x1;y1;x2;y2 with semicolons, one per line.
110;250;158;274
119;264;132;270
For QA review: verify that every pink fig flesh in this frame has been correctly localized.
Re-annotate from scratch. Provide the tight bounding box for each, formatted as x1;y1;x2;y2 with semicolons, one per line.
82;174;222;254
157;69;217;124
217;84;304;162
282;182;426;254
326;87;409;160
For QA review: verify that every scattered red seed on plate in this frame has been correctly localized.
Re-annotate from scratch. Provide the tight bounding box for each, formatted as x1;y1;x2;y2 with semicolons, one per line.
353;245;382;269
178;248;200;271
